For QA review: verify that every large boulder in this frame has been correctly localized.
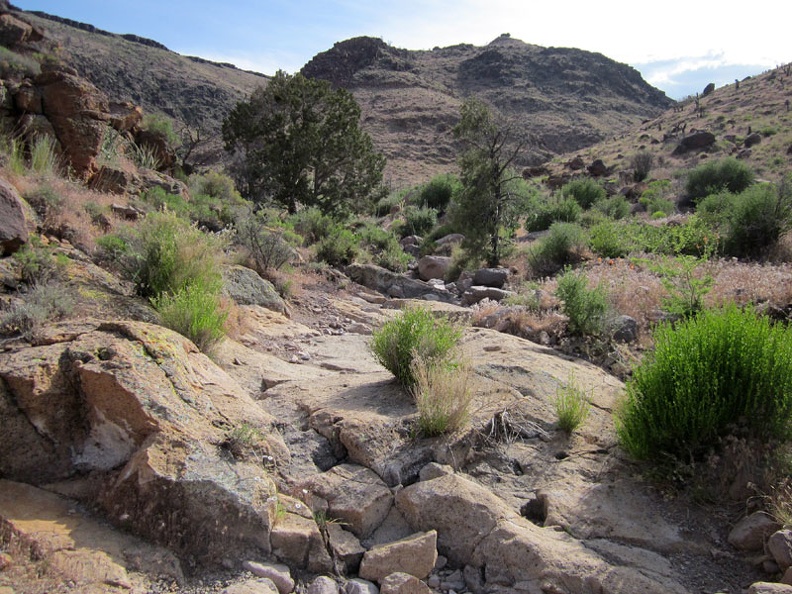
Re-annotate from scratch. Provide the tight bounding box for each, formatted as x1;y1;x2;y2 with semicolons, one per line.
345;263;456;303
673;131;716;155
223;264;288;315
359;530;438;582
472;268;509;289
0;178;29;255
417;255;451;282
35;63;110;177
0;320;288;566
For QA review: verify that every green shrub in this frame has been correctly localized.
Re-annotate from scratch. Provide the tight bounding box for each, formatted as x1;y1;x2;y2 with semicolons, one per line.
398;206;438;238
645;255;713;318
130;142;162;170
595;195;631;220
316;226;359;266
236;213;297;273
358;224;410;272
525;197;582;232
289;207;336;245
417;174;461;212
29;135;59;175
12;238;66;285
153;283;228;354
527;222;588;276
189;171;240;202
722;183;792;258
561;178;606;209
685;157;755;201
370;306;463;388
411;355;472;436
95;234;130;263
625;215;716;257
616;305;792;461
141;113;180;148
631;151;654;182
554;373;590;433
589;221;630;258
555;267;608;336
0;282;74;341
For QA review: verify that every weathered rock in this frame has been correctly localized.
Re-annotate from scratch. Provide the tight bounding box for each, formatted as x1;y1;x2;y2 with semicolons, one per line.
327;522;366;575
109;101;143;133
35;63;110;177
417;255;451;282
610;314;639;343
379;572;430;594
673;131;716;155
359;531;438;582
242;561;294;594
0;178;28;255
12;81;42;114
769;530;792;571
472;268;509;289
0;13;41;47
135;128;176;171
223;265;288;315
567;155;585;170
345;578;379;594
701;82;716;96
728;512;780;551
137;168;189;197
91;166;139;195
748;583;792;594
0;320;288;566
744;132;763;148
587;158;608;176
223;579;280;594
461;286;513;306
418;462;454;482
307;576;341;594
784;567;792;586
270;512;333;573
300;463;394;538
345;263;456;303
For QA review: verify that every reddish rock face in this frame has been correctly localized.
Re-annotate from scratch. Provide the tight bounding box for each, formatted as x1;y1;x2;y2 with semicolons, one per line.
0;177;29;255
35;63;110;177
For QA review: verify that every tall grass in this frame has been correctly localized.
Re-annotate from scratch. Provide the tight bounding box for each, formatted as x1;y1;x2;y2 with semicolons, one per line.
616;305;792;461
411;356;472;436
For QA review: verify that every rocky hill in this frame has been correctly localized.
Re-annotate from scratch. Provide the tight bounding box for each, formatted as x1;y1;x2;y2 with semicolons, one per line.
12;8;672;185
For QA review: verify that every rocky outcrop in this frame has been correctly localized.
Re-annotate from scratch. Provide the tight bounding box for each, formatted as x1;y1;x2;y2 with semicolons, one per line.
673;131;716;155
416;255;451;282
0;178;29;254
345;263;456;303
223;264;288;315
0;320;288;566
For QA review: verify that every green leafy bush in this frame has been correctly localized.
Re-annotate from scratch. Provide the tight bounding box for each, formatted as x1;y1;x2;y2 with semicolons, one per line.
526;222;588;276
589;221;630;258
397;205;438;238
0;282;75;341
525;197;582;232
561;178;606;209
315;226;359;266
685;157;755;201
417;174;461;212
631;151;654;182
236;213;297;273
12;237;66;285
555;267;608;336
616;305;792;461
722;183;792;258
645;255;713;318
289;207;337;245
370;306;462;388
358;224;410;272
153;283;228;354
595;195;631;220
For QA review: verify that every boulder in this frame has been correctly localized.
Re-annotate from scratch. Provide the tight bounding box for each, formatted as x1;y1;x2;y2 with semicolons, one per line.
35;63;110;177
380;572;431;594
242;561;294;594
90;166;139;195
702;82;716;97
673;131;716;155
417;255;451;282
418;462;454;482
472;268;509;289
744;133;763;148
109;101;143;133
587;159;608;176
135;128;176;171
748;584;792;594
0;320;289;566
728;512;780;551
300;463;394;538
769;530;792;571
461;286;513;306
610;315;639;343
270;512;333;573
359;531;438;582
345;263;456;303
0;13;41;47
345;578;379;594
567;156;585;170
0;178;29;255
137;168;189;197
307;576;341;594
223;579;280;594
223;265;288;315
326;522;366;574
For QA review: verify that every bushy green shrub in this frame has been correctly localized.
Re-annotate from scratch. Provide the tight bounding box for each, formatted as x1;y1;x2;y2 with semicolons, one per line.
236;213;297;273
358;224;410;272
525;197;582;232
315;226;359;266
189;171;240;202
289;207;336;245
370;307;462;388
153;283;228;354
12;237;66;285
722;183;791;258
141;113;180;148
624;215;716;257
561;178;606;209
527;222;588;276
589;221;630;258
645;255;713;318
616;305;792;461
417;173;461;211
397;205;438;238
631;151;654;182
555;267;608;336
595;195;631;220
685;157;755;201
0;282;75;341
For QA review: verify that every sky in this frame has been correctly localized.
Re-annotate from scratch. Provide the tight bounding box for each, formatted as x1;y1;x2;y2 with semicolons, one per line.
11;0;792;100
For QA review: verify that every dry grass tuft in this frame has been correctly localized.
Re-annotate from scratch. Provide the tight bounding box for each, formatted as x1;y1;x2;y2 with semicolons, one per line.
411;356;473;437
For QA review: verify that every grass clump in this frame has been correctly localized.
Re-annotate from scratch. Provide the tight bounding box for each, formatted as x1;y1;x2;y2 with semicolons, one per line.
411;355;472;436
527;222;588;277
370;306;462;388
561;178;606;209
152;284;228;354
554;373;590;433
555;267;608;337
616;305;792;462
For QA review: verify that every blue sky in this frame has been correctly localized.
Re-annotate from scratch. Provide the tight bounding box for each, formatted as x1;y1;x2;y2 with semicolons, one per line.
12;0;791;100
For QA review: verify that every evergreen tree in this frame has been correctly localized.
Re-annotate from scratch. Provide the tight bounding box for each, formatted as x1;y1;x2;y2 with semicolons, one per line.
222;71;386;216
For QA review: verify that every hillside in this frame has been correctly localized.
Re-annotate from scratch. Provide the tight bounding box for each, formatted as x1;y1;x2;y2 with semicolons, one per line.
302;35;673;185
14;8;671;185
